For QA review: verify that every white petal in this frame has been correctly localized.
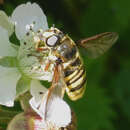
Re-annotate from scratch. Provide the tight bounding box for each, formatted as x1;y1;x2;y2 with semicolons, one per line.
29;81;71;128
11;2;48;40
30;93;71;128
29;80;48;125
0;11;14;36
30;80;47;107
46;96;71;127
0;66;21;106
0;27;17;57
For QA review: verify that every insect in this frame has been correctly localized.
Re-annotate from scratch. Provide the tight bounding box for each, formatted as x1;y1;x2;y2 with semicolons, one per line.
33;27;119;101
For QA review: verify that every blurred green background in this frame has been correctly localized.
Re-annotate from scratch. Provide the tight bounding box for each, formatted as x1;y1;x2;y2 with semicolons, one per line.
0;0;130;129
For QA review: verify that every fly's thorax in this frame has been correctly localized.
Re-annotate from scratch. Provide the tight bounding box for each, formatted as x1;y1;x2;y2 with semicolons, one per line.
57;36;78;63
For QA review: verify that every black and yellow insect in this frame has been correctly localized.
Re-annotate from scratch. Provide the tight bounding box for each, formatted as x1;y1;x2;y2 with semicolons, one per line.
35;27;118;101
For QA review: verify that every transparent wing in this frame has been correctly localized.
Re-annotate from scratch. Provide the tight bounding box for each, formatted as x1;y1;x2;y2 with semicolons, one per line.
77;32;119;58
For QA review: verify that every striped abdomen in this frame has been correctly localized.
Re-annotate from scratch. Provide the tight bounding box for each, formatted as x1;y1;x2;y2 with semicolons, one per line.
64;56;86;101
59;36;86;100
58;36;86;100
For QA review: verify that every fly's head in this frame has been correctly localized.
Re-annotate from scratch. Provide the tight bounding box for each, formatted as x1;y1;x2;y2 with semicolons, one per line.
35;27;65;63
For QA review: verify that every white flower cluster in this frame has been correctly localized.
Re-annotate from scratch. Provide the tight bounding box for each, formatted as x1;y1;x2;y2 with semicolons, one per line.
0;2;71;128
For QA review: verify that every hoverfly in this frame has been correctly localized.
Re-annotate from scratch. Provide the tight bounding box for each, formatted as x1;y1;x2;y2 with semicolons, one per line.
29;27;118;128
33;27;118;101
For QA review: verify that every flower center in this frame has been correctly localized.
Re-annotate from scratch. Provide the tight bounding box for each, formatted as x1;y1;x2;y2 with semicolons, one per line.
17;29;54;82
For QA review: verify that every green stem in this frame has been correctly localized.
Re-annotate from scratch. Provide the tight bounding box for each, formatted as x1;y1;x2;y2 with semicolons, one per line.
19;92;32;112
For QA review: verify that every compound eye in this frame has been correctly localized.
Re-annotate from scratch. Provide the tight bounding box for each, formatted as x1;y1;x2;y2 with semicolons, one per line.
46;35;59;47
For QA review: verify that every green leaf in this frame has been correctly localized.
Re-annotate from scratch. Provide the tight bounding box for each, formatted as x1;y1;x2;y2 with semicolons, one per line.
16;76;31;98
0;56;17;67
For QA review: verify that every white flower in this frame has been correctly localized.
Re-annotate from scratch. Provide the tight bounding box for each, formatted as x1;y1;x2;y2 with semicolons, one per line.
0;2;53;107
0;3;71;127
7;80;71;129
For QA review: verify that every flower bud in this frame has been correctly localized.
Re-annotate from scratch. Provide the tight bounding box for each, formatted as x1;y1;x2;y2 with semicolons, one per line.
7;110;77;130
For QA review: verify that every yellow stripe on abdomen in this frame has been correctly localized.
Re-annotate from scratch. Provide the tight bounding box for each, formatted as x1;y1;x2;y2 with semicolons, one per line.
65;66;86;101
